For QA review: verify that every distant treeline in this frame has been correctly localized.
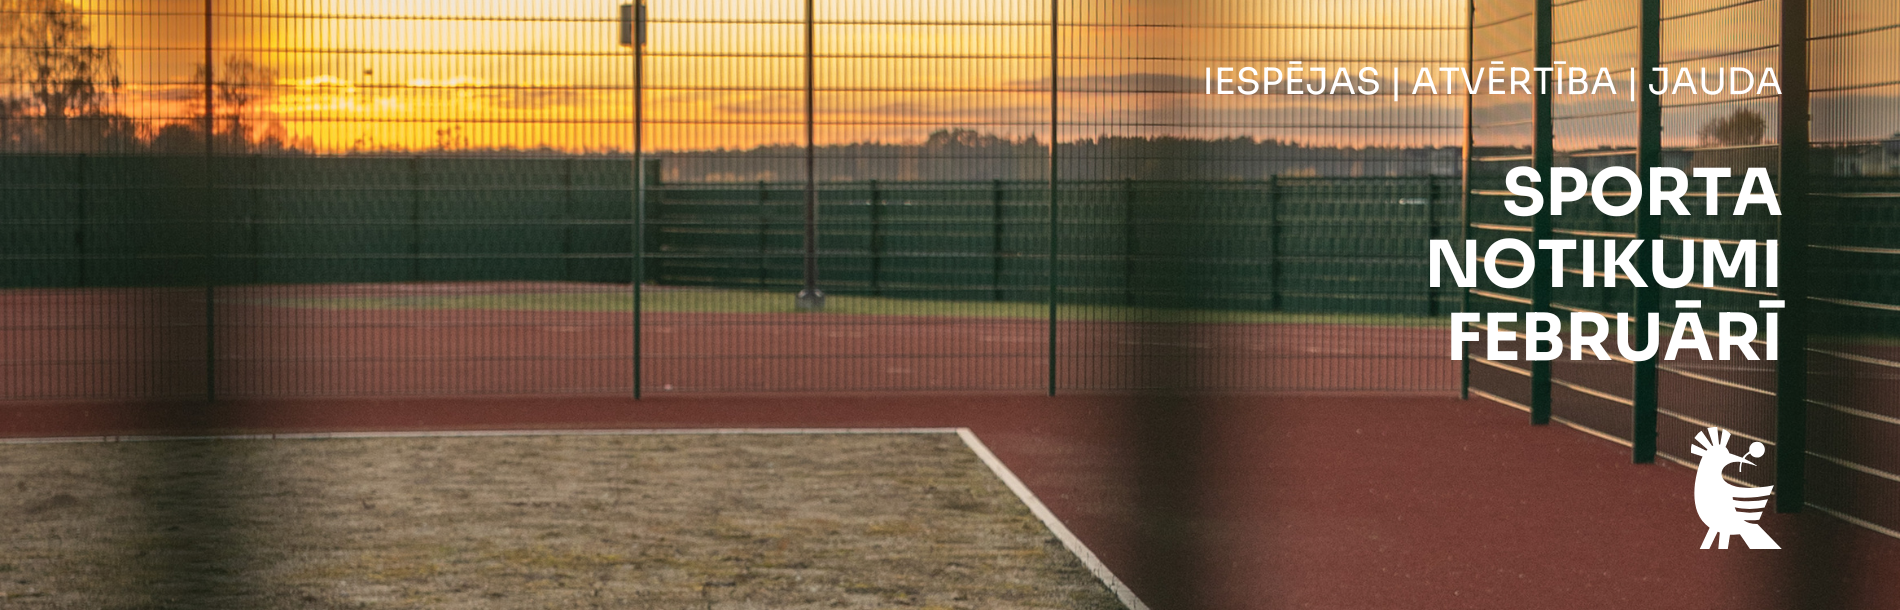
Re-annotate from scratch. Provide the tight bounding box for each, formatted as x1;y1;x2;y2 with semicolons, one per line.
658;129;1460;183
0;121;1460;183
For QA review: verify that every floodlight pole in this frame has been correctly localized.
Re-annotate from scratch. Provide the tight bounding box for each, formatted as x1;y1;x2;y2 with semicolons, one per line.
1046;0;1059;396
203;0;218;403
797;0;825;310
623;2;648;398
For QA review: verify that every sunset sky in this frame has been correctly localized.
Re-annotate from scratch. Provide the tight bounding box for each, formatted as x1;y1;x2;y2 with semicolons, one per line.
25;1;1861;153
24;0;1462;152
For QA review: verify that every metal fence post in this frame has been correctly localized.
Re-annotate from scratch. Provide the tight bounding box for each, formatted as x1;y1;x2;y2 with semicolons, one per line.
644;159;663;285
870;179;884;296
992;179;1005;302
1528;0;1554;425
630;0;647;399
1775;0;1810;512
1045;0;1059;397
1123;178;1136;306
1632;0;1663;463
409;156;423;281
247;155;260;284
201;0;218;403
562;157;575;282
1268;174;1281;312
758;180;770;287
75;154;88;287
1426;176;1439;317
795;0;824;310
633;158;645;399
1459;0;1474;400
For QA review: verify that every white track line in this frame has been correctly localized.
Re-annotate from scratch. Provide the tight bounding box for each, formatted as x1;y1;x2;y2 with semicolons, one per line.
0;426;1149;608
957;428;1149;610
0;427;964;445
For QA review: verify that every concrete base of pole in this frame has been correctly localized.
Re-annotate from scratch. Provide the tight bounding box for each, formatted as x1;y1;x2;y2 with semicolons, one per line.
796;289;827;311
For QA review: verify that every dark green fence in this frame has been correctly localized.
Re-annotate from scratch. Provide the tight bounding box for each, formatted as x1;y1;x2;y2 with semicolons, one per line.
0;155;641;288
1;154;1459;317
649;177;1456;315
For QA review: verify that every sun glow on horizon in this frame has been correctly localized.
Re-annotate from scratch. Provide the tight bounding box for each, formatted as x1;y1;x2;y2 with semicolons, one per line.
35;0;1474;153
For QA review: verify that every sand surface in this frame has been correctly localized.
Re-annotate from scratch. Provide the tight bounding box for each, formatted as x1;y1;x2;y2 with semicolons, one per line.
0;432;1121;609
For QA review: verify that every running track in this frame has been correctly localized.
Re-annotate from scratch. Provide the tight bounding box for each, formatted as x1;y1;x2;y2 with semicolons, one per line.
2;285;1895;607
3;392;1896;609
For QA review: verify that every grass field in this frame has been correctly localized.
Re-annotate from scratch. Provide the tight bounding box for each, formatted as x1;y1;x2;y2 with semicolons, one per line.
0;432;1123;609
260;285;1446;327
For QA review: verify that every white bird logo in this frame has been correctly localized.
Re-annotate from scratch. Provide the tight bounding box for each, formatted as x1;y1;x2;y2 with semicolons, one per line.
1689;427;1779;549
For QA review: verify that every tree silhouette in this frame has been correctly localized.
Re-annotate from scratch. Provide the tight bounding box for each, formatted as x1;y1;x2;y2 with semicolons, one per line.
433;125;469;151
0;96;27;150
0;0;141;152
192;54;281;151
1697;108;1766;147
2;0;121;121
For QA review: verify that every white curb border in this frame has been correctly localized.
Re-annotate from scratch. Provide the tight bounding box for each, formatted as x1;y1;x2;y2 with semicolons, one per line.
956;428;1150;610
0;427;965;444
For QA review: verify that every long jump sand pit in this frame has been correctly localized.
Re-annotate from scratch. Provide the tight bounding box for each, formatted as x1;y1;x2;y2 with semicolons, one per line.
1;431;1125;609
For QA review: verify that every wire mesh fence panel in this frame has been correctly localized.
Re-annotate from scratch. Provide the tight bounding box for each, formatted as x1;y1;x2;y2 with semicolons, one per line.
1805;0;1900;537
1465;0;1790;459
208;2;640;398
1633;0;1785;488
4;2;1900;603
0;2;215;402
635;0;1057;394
0;1;1471;400
1457;0;1898;536
0;1;644;399
1465;0;1793;476
1466;0;1538;410
1543;0;1641;446
1052;1;1466;393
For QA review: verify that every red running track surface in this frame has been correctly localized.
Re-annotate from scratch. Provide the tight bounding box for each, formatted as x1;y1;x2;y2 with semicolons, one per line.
0;285;1454;398
2;392;1894;609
